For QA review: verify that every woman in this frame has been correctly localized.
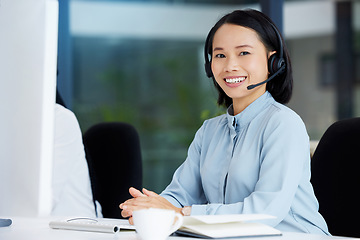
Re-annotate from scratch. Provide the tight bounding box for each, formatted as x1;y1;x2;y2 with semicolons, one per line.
120;9;329;235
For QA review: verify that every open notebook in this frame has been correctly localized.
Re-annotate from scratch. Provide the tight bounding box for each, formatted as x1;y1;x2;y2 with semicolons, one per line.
175;214;282;239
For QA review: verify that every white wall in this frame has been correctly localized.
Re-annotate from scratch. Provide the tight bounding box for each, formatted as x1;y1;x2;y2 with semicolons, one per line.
0;0;58;216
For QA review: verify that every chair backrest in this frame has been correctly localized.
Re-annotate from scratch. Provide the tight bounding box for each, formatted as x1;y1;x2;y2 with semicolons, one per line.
311;117;360;237
83;122;142;218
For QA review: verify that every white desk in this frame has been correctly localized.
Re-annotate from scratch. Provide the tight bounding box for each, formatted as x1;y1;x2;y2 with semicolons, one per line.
0;217;358;240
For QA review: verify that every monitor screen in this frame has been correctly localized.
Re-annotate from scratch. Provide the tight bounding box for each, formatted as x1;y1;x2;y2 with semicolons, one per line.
0;0;58;216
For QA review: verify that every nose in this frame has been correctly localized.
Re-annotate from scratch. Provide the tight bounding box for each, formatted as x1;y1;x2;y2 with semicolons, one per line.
224;56;240;72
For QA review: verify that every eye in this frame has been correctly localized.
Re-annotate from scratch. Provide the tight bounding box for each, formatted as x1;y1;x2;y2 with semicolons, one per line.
240;51;250;56
214;53;226;58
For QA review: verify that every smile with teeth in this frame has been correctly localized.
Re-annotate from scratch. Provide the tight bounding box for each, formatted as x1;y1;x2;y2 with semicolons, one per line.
224;77;246;83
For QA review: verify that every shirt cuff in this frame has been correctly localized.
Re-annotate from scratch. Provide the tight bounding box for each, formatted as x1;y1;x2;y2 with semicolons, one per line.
161;194;183;208
189;204;208;215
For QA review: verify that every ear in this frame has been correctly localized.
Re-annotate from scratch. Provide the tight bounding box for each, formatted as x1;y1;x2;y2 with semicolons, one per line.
268;50;276;58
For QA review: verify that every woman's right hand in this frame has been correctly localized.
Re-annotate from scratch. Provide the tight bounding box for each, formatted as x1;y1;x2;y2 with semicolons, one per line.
119;187;146;222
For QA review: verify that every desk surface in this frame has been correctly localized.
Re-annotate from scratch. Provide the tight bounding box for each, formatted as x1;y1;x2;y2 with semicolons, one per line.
0;217;357;240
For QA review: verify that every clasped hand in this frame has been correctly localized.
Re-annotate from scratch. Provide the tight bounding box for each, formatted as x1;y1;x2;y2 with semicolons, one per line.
119;187;182;225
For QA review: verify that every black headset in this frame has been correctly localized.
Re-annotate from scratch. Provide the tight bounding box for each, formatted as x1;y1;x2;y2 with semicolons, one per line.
204;20;286;90
267;22;286;76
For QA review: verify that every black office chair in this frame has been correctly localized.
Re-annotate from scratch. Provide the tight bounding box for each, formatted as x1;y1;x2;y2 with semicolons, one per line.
83;122;143;219
311;117;360;237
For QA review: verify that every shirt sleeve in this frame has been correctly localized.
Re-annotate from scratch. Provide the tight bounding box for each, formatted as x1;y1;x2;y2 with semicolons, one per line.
160;123;208;207
52;104;96;217
190;112;310;227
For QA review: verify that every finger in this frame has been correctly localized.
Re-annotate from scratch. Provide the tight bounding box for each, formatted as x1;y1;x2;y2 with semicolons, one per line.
121;208;133;218
119;201;132;209
142;188;158;197
121;201;156;215
129;187;145;198
121;205;146;218
129;217;134;225
121;196;153;209
119;202;128;209
121;195;149;206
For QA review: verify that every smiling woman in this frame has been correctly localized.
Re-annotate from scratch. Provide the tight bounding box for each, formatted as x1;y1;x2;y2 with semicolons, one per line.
119;9;330;236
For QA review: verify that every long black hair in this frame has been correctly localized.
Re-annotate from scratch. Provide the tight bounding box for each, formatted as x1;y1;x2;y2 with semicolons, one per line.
204;9;293;107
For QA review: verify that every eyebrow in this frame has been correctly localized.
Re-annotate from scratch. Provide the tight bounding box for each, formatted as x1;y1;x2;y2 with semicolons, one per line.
213;45;254;52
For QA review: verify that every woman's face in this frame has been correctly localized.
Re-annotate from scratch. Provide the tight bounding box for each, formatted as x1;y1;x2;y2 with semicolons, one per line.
211;23;274;111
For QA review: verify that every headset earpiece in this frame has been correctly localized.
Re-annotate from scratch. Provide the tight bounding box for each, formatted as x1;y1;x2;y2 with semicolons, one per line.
268;53;285;76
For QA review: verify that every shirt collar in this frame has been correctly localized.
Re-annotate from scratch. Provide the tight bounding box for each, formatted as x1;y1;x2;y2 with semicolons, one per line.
226;91;274;131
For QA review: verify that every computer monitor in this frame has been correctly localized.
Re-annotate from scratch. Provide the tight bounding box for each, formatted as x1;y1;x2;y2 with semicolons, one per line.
0;0;58;216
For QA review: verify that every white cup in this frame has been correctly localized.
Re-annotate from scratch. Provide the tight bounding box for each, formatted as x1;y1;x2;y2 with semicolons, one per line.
133;208;183;240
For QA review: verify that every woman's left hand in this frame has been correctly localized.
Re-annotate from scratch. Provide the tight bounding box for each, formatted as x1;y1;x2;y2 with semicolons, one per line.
119;187;182;224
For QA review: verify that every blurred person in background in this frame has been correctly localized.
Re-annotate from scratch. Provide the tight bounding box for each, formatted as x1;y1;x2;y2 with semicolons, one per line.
52;101;100;217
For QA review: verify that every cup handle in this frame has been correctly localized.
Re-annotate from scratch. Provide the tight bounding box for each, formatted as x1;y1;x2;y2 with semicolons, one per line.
168;213;184;235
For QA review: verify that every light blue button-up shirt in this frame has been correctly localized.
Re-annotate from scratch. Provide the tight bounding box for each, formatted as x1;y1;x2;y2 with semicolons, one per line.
161;91;329;235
